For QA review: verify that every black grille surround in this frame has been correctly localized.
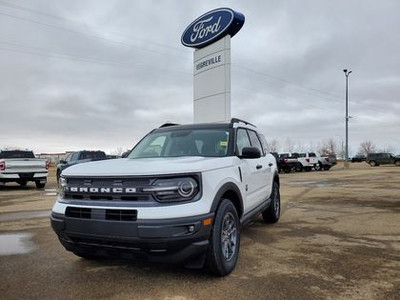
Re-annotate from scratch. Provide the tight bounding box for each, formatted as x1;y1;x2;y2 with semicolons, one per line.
61;174;202;204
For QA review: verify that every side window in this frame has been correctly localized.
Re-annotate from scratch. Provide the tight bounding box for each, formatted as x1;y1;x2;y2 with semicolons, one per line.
236;129;251;156
71;152;79;162
258;133;270;155
64;153;72;162
247;130;263;155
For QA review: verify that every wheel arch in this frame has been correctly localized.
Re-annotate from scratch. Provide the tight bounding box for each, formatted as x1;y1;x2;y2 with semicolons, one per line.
273;172;280;187
210;183;243;219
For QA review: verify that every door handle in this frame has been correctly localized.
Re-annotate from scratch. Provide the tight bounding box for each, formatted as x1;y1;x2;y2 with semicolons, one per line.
256;165;262;169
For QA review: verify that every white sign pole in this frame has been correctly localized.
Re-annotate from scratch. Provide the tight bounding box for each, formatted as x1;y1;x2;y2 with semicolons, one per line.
193;35;231;123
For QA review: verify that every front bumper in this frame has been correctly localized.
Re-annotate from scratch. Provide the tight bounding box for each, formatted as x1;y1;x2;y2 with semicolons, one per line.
51;210;214;264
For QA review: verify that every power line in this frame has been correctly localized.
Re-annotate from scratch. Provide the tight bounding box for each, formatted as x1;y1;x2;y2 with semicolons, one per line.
234;64;391;114
0;0;187;55
0;41;191;76
0;11;185;59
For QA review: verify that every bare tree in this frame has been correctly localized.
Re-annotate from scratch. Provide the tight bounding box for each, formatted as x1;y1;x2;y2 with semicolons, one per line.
110;147;124;156
317;138;337;156
269;139;280;152
284;138;295;153
358;141;376;156
380;145;395;153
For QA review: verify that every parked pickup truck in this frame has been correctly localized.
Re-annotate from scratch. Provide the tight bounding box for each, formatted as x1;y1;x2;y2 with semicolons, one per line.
316;155;336;171
298;152;319;171
278;152;302;173
0;149;49;188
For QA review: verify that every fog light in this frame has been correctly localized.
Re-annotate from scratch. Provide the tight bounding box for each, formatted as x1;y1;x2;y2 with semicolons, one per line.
188;225;195;233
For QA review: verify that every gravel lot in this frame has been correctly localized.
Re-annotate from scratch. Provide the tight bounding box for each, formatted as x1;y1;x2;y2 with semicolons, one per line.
0;163;399;299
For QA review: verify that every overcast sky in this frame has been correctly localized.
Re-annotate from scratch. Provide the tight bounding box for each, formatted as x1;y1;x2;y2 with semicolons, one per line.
1;0;399;156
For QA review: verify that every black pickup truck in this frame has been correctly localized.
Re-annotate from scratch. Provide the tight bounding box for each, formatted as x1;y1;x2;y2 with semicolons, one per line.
277;152;303;173
56;150;107;182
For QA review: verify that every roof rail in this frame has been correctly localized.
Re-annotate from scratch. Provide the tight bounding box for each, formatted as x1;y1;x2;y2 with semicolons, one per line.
159;122;180;128
230;118;257;128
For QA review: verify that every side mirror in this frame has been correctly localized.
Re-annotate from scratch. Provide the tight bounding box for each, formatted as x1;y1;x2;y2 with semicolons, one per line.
240;147;261;159
59;159;66;164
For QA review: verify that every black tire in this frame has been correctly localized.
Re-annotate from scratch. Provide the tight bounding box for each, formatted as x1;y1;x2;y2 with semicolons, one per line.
323;166;331;171
262;182;281;224
206;199;240;276
395;161;400;166
369;161;377;167
305;166;312;172
295;164;303;172
56;169;61;185
35;181;45;189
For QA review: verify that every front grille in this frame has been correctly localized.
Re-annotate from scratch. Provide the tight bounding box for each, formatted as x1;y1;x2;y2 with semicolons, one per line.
106;209;137;221
65;207;137;222
65;207;91;219
64;177;153;202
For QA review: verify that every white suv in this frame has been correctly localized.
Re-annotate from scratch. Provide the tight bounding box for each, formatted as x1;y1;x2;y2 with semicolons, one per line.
51;118;280;276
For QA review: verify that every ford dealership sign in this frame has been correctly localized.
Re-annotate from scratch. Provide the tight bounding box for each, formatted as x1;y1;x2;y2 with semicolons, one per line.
182;8;245;49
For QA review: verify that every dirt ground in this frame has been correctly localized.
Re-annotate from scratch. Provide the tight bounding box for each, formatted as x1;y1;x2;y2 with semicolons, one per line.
0;163;399;299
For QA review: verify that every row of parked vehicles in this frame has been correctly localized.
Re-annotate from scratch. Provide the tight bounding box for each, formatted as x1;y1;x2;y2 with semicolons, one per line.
272;152;337;173
0;149;109;189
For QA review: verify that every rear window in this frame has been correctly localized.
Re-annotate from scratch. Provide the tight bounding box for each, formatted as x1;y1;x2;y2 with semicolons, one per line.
80;151;107;160
0;151;35;159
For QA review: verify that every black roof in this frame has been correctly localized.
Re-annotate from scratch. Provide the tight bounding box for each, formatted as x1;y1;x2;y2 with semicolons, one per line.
154;122;232;133
154;118;256;133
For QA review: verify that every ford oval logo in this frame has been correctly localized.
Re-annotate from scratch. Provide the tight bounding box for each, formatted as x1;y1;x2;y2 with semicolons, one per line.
181;8;245;49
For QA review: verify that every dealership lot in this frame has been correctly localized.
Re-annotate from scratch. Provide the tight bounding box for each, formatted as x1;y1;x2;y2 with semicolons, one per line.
0;163;399;299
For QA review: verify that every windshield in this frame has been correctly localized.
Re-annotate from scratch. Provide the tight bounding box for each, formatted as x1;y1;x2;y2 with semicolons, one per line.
129;129;230;158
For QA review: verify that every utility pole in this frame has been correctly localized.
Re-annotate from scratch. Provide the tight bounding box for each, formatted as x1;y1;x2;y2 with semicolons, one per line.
343;69;352;168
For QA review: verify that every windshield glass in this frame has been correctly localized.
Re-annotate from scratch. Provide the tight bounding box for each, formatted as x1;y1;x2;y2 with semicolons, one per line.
129;129;230;158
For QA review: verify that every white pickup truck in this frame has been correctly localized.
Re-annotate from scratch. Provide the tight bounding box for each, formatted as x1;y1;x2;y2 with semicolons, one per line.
0;149;49;188
298;152;319;171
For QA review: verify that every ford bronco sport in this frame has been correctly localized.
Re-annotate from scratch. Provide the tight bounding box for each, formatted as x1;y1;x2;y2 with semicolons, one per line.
51;118;280;276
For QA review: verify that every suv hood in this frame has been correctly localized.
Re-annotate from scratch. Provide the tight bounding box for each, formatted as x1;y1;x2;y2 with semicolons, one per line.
62;156;237;177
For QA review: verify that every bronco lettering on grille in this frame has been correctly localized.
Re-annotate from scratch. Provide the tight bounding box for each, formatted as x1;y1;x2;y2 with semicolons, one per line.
67;187;137;193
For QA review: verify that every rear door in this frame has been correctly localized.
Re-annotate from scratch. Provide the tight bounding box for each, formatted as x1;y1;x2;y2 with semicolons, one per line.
247;130;273;200
236;128;270;213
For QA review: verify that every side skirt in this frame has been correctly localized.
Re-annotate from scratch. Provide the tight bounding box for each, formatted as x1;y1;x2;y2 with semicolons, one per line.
240;198;272;227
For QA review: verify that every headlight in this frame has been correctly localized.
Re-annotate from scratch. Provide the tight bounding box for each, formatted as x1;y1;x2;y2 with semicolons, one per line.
143;177;199;202
58;177;67;198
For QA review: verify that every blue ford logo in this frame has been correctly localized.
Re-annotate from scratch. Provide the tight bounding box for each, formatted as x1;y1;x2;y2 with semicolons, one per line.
181;8;245;49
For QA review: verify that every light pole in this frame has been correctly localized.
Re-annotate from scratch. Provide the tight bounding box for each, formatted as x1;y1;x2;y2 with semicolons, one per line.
343;69;352;168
